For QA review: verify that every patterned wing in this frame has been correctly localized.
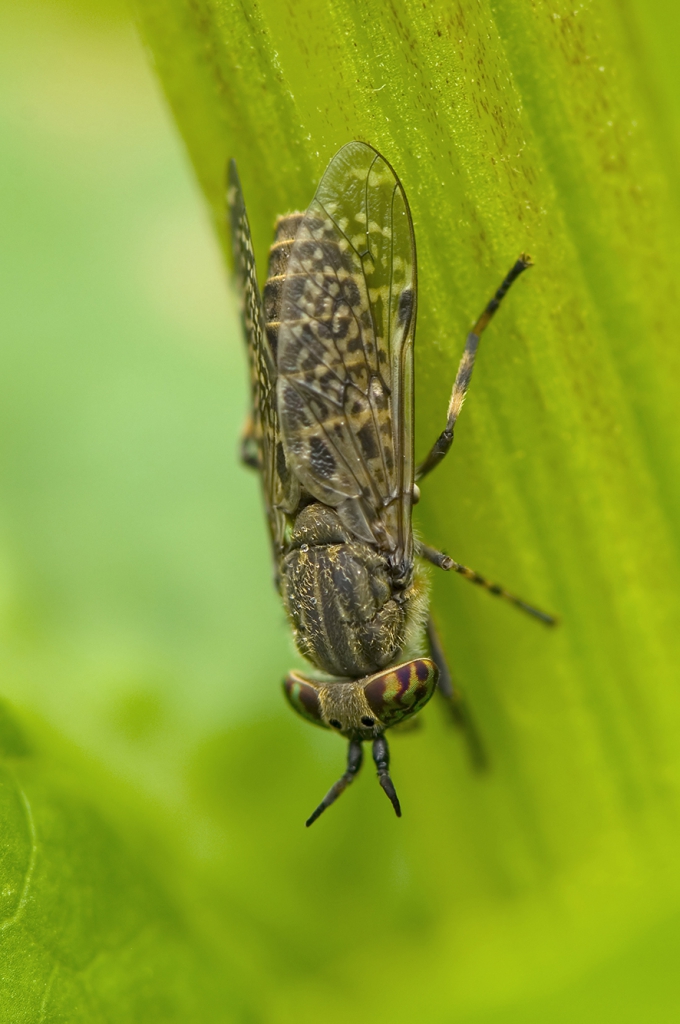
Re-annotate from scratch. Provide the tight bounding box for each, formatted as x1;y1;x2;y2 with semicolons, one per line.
277;142;417;576
227;160;297;573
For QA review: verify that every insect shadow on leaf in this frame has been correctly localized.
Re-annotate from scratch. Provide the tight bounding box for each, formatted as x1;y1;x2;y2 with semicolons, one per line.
228;142;557;826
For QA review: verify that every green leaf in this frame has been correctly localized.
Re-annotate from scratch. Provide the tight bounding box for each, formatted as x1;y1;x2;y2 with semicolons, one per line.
4;0;680;1018
0;700;240;1022
133;0;680;1016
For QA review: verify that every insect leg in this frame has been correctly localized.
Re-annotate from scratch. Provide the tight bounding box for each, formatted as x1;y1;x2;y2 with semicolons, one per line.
239;416;259;470
305;738;363;827
416;255;532;482
372;735;401;818
419;542;557;626
426;616;487;770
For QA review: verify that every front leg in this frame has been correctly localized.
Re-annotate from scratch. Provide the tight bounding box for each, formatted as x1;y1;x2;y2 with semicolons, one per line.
426;617;487;770
416;256;532;483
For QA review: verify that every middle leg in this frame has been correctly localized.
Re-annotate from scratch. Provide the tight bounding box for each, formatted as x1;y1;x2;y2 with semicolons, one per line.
419;543;557;627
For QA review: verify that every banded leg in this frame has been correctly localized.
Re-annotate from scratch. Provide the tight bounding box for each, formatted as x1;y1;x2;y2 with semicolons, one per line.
416;255;532;483
305;738;363;827
239;416;260;470
427;617;487;770
419;543;557;627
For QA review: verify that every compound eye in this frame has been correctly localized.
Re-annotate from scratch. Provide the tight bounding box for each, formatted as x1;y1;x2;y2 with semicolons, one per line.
362;659;438;728
283;672;326;728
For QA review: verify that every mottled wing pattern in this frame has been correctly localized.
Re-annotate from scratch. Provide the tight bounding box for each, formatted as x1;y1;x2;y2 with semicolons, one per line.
227;160;292;569
277;142;417;575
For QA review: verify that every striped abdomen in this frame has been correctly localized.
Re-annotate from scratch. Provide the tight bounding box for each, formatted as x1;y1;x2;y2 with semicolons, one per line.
262;213;304;360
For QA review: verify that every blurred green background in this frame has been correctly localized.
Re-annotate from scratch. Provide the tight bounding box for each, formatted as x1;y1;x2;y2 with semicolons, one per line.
0;0;292;800
4;0;680;1020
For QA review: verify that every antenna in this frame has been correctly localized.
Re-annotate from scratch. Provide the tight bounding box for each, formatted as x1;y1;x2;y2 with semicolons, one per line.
305;738;363;827
372;735;401;817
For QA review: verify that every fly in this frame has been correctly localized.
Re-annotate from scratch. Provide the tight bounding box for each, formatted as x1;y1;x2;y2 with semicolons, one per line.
227;141;555;826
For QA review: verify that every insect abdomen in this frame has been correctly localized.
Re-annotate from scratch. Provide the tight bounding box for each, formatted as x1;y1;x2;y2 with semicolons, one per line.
262;213;304;358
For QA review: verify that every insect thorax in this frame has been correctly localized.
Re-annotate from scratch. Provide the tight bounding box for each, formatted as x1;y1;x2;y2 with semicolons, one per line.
281;502;416;678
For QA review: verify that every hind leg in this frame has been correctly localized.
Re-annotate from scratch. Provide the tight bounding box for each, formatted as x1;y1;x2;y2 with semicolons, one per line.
416;256;532;482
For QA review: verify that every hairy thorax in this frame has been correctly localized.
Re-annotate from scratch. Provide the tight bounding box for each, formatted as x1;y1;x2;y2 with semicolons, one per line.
281;504;410;678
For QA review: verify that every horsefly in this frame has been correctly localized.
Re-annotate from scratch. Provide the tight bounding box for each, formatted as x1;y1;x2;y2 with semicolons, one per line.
228;141;555;826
